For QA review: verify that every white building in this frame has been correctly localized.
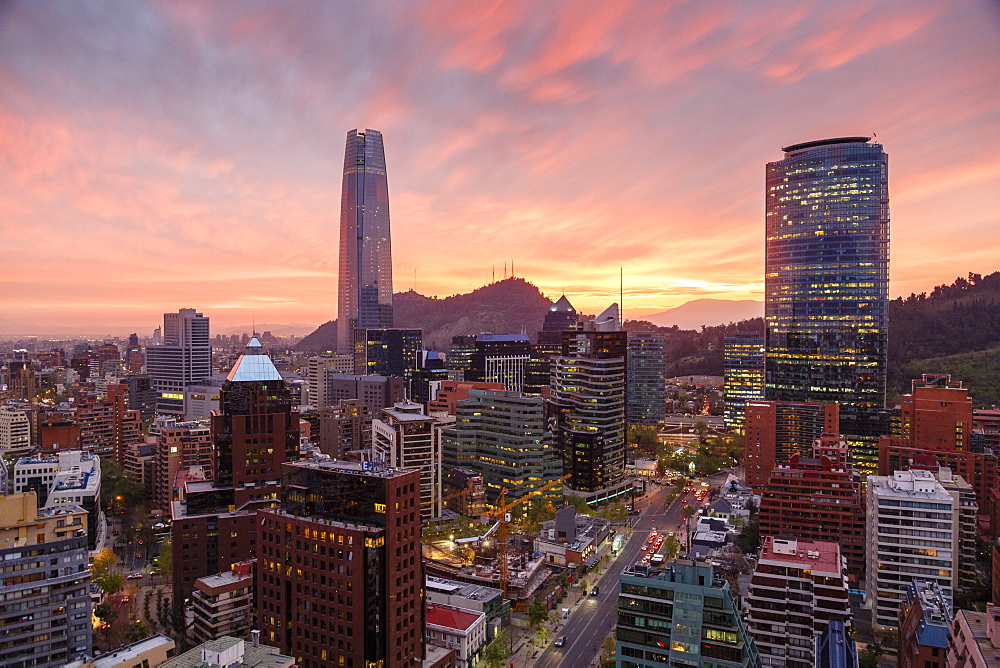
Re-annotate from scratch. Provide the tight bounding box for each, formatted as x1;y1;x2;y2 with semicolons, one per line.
866;469;964;631
14;450;106;553
307;355;356;408
0;405;32;459
425;603;487;668
746;536;851;668
372;402;441;519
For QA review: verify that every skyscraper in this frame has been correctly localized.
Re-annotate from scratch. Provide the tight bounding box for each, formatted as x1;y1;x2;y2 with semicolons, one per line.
146;308;211;415
723;333;764;431
337;129;393;353
627;332;666;426
764;137;889;473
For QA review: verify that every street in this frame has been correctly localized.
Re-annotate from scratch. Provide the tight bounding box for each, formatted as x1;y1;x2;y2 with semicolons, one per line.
531;479;701;668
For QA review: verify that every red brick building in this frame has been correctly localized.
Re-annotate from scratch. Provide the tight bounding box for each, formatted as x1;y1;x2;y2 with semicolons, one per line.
258;460;423;668
758;438;866;575
743;400;839;489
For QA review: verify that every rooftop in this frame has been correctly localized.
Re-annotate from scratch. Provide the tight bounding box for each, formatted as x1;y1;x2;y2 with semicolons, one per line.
956;609;1000;665
286;453;412;479
758;536;842;575
88;634;176;668
226;337;282;383
161;636;294;668
905;580;952;648
426;575;502;602
782;136;873;153
425;604;484;632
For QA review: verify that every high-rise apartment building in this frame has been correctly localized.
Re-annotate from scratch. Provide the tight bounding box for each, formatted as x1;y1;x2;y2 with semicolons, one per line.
153;419;214;511
0;492;92;667
318;399;372;457
307;354;356;409
257;458;423;668
617;560;761;668
866;469;971;631
758;438;866;574
551;307;628;499
723;334;765;431
189;560;256;644
746;536;851;668
743;400;839;490
897;580;952;668
147;308;211;415
444;389;563;512
765;137;889;473
325;374;407;412
337;129;394;353
372;402;441;519
0;405;32;459
627;333;666;426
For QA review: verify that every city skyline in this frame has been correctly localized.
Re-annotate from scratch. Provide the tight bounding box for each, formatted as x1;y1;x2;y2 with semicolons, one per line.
1;1;998;335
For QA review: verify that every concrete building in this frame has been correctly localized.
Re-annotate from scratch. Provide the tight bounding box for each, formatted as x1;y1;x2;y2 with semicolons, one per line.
0;492;92;667
440;467;487;519
373;401;442;518
0;404;32;460
257;458;423;668
758;438;866;574
65;635;176;668
425;575;506;639
427;380;505;416
743;400;839;490
325;373;406;412
318;399;372;457
617;560;761;667
444;389;562;512
153;419;213;511
746;536;851;668
948;605;1000;667
306;354;355;408
465;333;533;393
536;506;611;568
425;603;487;668
898;580;952;668
190;560;256;644
13;450;106;552
146;308;212;415
161;636;294;668
866;469;969;631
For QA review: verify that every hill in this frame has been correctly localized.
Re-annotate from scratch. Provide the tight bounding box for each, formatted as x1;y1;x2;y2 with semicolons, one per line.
642;299;763;330
295;278;554;352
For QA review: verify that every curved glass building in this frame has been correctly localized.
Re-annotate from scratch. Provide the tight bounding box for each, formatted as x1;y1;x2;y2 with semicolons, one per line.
337;129;394;353
764;137;889;472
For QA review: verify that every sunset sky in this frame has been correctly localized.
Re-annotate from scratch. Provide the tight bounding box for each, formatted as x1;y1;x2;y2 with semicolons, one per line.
2;1;998;336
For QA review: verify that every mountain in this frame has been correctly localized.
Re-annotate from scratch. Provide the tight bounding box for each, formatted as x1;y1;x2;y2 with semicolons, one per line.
214;322;316;337
295;277;554;352
642;299;763;329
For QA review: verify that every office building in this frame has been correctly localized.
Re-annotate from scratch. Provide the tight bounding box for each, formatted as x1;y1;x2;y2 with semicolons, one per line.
627;333;666;426
318;399;372;457
161;636;294;668
190;560;256;644
427;380;505;416
337;129;394;354
373;401;441;518
306;354;355;408
765;137;889;473
440;467;487;519
746;536;851;668
171;338;297;614
723;334;765;430
353;327;422;379
426;604;487;668
123;374;157;422
743;400;839;490
949;605;1000;667
325;373;407;412
535;295;578;356
147;308;212;415
409;349;450;408
13;450;106;552
0;492;92;667
257;458;423;668
5;358;36;402
898;580;952;668
446;335;477;375
153;419;214;511
758;438;866;574
444;389;562;512
466;334;533;393
551;308;628;499
0;405;32;459
617;560;761;668
866;470;969;631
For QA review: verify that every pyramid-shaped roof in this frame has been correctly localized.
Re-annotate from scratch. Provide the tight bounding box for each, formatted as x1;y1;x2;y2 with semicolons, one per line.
549;295;575;313
226;336;282;383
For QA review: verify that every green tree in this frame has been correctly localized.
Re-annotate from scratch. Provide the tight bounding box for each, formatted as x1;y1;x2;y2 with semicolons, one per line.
482;630;512;668
528;601;551;628
662;536;681;561
125;620;151;644
681;505;696;520
565;495;594;516
90;547;116;574
628;425;659;452
693;421;709;443
94;602;115;623
858;648;877;668
153;542;172;578
600;503;628;522
96;573;124;596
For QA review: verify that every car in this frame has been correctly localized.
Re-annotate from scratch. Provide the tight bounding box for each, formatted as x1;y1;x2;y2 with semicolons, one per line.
135;553;143;559
554;637;566;647
591;586;599;596
668;531;675;537
126;573;143;580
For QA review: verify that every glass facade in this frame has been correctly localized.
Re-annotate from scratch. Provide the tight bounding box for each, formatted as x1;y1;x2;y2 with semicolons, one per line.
765;137;889;472
627;333;666;426
723;334;765;430
338;129;394;353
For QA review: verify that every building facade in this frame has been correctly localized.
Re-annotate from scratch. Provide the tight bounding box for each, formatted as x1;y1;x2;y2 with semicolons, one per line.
898;580;951;668
764;137;889;473
190;560;256;644
627;333;666;426
373;402;442;519
337;129;394;353
743;400;839;490
146;308;212;415
353;328;422;379
723;334;765;431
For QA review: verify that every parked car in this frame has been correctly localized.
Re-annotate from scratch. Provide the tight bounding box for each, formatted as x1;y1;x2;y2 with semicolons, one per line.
126;573;143;580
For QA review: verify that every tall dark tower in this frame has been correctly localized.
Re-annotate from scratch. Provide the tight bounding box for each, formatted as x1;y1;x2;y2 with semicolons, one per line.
764;137;889;474
337;129;394;353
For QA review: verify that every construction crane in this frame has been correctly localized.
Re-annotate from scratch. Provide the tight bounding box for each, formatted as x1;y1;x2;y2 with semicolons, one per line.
485;474;572;596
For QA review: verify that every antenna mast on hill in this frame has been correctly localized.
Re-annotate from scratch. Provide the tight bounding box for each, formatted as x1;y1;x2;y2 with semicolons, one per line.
620;267;624;329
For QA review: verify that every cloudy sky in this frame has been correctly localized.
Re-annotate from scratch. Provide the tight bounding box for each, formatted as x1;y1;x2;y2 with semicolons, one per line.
2;1;998;336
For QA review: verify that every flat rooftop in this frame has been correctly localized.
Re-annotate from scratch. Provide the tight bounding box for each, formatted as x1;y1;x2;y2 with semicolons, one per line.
758;536;842;575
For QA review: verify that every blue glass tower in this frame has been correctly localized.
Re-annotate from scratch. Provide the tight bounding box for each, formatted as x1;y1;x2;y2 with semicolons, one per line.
723;333;765;430
764;137;889;472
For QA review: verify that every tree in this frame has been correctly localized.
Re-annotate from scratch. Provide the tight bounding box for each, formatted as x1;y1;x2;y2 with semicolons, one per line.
528;601;551;628
125;620;151;644
713;545;752;599
94;602;114;623
734;518;761;554
600;503;628;522
91;547;116;574
693;421;709;443
96;573;124;596
482;630;512;668
681;505;696;520
628;425;659;452
662;536;681;561
858;648;878;668
153;542;172;578
565;494;594;516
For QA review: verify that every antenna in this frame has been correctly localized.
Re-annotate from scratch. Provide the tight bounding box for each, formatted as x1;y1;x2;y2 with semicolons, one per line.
620;267;624;329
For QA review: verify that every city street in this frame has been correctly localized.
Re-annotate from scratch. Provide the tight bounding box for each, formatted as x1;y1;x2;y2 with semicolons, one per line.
530;480;700;668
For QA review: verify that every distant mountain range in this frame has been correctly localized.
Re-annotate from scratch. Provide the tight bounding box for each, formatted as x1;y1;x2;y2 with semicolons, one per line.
215;322;316;337
639;299;763;330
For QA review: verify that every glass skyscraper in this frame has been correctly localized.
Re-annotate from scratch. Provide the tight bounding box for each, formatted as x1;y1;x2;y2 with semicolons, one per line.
764;137;889;472
723;333;765;430
337;129;394;353
627;332;666;426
